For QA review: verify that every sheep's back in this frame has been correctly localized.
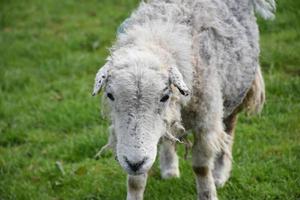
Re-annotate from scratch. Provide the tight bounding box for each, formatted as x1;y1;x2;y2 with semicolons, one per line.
191;0;259;117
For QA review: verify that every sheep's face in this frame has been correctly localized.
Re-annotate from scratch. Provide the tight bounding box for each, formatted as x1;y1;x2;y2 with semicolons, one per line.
93;49;189;175
107;62;170;175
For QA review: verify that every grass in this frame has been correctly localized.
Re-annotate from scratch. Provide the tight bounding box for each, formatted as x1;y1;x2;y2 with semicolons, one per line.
0;0;299;199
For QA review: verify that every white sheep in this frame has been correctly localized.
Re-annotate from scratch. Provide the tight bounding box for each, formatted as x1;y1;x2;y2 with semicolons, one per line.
93;0;275;199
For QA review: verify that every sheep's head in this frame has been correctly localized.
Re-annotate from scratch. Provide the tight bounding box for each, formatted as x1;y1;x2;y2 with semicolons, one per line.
93;48;189;175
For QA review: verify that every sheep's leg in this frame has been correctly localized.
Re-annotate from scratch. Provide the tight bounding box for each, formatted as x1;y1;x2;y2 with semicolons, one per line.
126;174;147;200
159;139;180;179
192;130;220;200
213;112;237;187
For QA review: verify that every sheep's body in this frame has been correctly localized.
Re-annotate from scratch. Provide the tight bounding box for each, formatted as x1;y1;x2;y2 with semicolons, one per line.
93;0;274;199
116;0;264;117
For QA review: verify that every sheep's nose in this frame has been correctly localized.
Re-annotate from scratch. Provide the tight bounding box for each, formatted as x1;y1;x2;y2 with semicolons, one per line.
124;156;148;172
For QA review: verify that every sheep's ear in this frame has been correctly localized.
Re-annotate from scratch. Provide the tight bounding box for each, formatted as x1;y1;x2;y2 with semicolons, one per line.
169;66;190;96
92;63;110;96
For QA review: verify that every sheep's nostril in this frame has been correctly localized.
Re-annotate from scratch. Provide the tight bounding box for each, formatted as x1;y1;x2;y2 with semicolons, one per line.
124;156;148;172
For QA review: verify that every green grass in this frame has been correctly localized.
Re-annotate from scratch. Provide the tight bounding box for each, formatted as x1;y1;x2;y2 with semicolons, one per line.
0;0;299;199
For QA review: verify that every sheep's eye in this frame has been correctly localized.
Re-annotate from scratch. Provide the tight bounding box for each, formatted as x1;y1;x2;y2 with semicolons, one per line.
160;94;169;102
107;93;115;101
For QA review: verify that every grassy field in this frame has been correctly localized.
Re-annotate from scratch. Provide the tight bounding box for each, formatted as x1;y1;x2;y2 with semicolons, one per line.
0;0;299;199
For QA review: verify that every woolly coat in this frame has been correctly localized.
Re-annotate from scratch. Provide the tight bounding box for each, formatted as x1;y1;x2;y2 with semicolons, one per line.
114;0;260;120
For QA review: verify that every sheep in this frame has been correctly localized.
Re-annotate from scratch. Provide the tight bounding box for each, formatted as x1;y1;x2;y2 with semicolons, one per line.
92;0;275;199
